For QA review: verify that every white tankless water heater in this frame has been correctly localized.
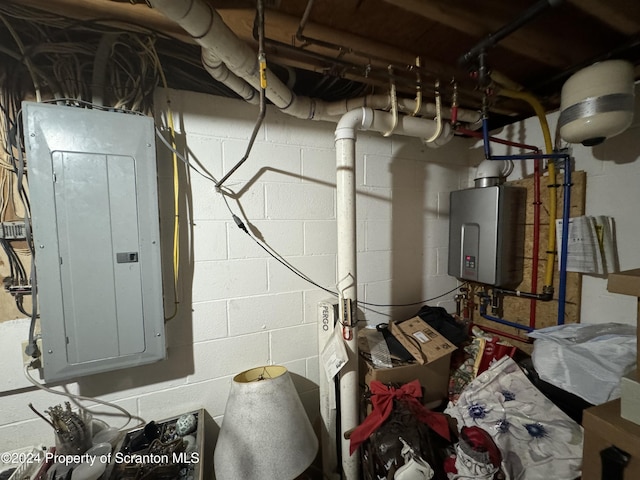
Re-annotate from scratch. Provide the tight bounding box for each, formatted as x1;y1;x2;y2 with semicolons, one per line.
448;184;526;288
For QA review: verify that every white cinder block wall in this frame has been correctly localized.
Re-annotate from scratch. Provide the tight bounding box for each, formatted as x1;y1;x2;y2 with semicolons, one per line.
1;84;639;455
0;88;468;452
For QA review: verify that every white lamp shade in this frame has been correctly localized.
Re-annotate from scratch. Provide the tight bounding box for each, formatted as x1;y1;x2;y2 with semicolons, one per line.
214;365;319;480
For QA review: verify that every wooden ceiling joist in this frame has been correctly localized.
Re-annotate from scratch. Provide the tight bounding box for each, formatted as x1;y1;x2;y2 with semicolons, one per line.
381;0;589;68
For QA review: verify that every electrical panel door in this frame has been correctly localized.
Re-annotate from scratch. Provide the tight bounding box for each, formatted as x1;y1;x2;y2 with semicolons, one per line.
23;102;166;382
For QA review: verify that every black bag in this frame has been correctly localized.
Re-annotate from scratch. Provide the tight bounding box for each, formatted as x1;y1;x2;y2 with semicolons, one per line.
361;395;452;480
415;305;468;346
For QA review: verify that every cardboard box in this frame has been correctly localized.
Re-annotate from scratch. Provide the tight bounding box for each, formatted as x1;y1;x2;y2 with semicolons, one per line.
607;269;640;395
389;316;457;364
358;318;456;407
621;369;640;425
607;269;640;297
582;399;640;480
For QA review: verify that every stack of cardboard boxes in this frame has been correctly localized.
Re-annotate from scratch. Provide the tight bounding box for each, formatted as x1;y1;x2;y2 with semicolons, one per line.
358;316;456;409
581;269;640;479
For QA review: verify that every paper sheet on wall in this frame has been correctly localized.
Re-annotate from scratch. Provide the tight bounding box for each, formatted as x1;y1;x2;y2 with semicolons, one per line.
321;323;349;382
555;215;618;274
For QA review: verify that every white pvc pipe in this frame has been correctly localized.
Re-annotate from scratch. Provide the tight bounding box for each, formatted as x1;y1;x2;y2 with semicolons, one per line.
333;108;448;479
474;159;513;183
325;94;481;124
201;51;258;104
149;0;482;126
367;109;453;144
148;0;258;104
334;108;372;480
149;0;306;115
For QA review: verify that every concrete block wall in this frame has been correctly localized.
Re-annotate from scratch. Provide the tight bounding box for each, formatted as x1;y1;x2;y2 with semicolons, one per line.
3;83;638;456
0;88;468;453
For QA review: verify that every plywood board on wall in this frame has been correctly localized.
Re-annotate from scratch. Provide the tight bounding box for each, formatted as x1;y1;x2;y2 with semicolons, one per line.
471;170;586;348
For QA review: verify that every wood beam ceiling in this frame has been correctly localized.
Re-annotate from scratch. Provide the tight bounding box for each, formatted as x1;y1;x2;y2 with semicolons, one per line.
568;0;640;35
380;0;591;68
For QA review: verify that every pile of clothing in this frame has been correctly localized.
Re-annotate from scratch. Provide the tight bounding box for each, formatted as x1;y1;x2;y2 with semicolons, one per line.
351;356;584;480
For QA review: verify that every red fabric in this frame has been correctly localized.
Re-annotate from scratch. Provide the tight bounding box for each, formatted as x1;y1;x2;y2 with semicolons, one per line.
443;454;457;475
461;426;502;467
477;337;517;374
349;380;450;455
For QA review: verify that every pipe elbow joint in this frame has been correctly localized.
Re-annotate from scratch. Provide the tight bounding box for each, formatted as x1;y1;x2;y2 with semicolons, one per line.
539;292;553;302
335;107;373;142
542;285;554;298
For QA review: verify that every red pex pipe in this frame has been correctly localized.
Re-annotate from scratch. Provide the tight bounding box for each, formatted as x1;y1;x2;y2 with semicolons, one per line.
457;125;544;333
472;322;533;344
455;127;539;152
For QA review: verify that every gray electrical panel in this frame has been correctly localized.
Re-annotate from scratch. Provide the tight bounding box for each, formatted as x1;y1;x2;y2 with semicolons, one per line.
448;185;526;288
23;102;166;382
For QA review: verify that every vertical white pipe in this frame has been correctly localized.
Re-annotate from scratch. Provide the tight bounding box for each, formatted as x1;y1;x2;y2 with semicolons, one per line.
334;109;446;480
334;108;371;480
336;135;358;479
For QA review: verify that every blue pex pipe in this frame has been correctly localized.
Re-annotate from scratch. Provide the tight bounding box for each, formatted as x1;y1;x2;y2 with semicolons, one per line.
481;312;535;332
480;117;571;328
557;157;571;324
482;116;492;159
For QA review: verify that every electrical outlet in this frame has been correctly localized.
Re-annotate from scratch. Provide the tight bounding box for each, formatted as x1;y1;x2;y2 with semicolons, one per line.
21;339;42;366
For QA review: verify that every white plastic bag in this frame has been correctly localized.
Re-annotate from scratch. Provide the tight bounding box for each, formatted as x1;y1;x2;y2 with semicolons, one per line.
528;323;637;405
